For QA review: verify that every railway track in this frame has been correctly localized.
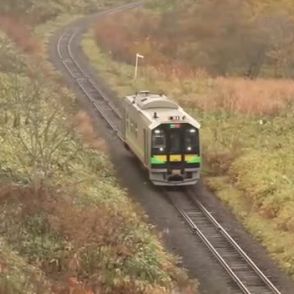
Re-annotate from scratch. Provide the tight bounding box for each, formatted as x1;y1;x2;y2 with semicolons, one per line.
55;6;282;294
165;189;281;294
57;28;123;140
56;1;143;141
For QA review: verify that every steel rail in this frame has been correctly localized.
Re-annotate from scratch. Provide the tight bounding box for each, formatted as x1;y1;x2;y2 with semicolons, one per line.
56;1;144;141
57;29;123;140
165;189;281;294
189;193;281;294
179;206;251;294
67;29;122;120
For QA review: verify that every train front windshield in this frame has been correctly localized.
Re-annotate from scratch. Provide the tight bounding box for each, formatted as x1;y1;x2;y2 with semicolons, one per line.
169;129;181;153
184;128;199;153
151;124;200;159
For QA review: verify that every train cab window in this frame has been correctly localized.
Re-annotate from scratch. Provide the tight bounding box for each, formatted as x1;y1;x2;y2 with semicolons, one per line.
152;129;166;154
184;128;199;153
169;130;181;154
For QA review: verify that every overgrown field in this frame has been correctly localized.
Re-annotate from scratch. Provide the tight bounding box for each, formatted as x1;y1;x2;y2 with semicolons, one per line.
95;0;294;79
82;0;294;279
0;1;199;293
0;0;129;24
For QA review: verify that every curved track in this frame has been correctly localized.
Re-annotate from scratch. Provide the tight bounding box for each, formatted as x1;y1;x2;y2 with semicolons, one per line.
54;5;283;294
57;28;123;139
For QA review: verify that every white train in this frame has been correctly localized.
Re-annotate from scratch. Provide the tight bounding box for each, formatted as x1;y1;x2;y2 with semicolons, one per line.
122;91;201;186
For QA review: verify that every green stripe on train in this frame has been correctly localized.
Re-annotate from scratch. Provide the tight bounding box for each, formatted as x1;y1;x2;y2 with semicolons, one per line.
186;155;201;164
151;156;167;164
151;155;201;164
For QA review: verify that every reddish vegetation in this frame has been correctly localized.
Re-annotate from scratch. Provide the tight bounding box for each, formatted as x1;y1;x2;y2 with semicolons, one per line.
95;12;163;64
214;78;294;115
177;76;294;115
75;111;108;152
95;11;294;116
0;255;9;275
0;184;133;293
0;15;41;55
95;2;294;79
94;11;193;75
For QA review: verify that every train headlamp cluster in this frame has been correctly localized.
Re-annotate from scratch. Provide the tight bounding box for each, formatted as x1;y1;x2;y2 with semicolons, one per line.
169;123;181;128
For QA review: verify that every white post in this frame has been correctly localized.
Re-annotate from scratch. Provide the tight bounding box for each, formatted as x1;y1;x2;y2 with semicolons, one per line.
134;53;144;79
134;55;139;79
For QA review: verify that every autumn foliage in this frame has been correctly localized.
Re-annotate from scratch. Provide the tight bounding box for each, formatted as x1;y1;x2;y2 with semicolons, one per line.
75;111;108;152
0;1;199;292
94;1;294;116
176;76;294;115
95;1;294;78
0;16;41;55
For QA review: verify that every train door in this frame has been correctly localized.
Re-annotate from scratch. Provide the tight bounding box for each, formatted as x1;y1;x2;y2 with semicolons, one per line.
123;104;127;139
166;124;200;169
167;128;184;165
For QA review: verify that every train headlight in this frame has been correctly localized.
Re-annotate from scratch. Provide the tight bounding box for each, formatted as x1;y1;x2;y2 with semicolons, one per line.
189;128;196;133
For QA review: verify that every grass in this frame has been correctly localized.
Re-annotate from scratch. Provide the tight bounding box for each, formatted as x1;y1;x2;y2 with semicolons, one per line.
0;3;199;293
82;27;294;278
0;239;51;294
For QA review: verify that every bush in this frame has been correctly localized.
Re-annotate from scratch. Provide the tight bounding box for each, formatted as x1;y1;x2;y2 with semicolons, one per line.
94;0;294;78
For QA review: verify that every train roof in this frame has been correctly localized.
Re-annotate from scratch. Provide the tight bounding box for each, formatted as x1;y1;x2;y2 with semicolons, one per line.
125;91;200;129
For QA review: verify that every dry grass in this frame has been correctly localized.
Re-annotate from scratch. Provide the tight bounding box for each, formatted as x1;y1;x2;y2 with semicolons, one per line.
204;77;294;115
164;73;294;116
0;16;41;55
74;111;108;153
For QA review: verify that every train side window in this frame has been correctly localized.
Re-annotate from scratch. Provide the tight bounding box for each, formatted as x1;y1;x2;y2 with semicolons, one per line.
131;121;135;134
135;123;138;138
129;119;138;137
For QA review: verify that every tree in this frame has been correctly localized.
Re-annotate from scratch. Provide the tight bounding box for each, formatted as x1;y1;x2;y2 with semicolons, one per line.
0;73;81;192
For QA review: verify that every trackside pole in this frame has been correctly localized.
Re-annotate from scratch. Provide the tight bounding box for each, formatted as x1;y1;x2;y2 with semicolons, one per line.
134;53;144;79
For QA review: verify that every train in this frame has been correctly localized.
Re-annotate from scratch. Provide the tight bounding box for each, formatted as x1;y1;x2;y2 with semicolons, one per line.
122;91;201;186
